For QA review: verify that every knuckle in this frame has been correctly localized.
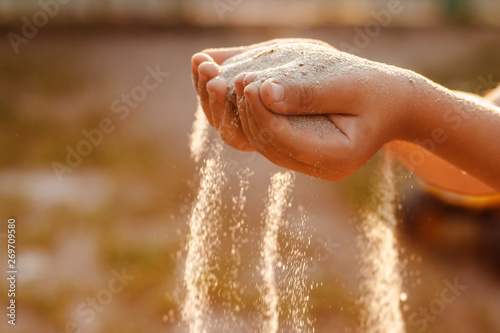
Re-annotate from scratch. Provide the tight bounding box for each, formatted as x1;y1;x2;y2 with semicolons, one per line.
298;85;315;110
243;73;257;86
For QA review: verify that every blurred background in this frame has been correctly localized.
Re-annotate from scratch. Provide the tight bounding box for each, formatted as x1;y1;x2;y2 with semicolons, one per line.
1;0;500;332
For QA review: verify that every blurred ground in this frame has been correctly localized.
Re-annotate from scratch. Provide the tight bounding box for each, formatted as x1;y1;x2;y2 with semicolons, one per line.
0;25;500;333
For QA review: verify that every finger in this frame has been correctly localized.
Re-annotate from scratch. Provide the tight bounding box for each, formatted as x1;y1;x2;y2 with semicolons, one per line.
237;85;265;154
240;84;325;177
234;73;246;97
238;90;267;153
259;77;355;116
205;76;253;151
243;73;259;86
197;61;221;126
221;100;255;152
245;82;352;171
244;83;311;162
191;53;214;92
206;76;227;130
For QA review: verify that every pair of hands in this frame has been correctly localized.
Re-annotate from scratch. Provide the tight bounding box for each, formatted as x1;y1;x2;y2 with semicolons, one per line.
191;39;415;181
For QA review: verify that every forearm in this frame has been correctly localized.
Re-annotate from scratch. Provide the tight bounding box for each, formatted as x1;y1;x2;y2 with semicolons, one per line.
384;140;497;195
410;77;500;191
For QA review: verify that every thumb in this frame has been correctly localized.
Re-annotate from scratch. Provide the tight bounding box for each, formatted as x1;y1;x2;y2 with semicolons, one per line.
259;77;353;116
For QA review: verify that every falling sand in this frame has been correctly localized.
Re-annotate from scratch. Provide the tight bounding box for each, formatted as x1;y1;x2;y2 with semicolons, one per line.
189;102;210;164
357;156;405;333
182;138;226;333
260;172;294;333
184;39;405;333
185;109;312;332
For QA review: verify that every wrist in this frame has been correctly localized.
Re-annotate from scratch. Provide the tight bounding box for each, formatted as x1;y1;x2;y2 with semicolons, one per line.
402;71;442;142
381;68;423;142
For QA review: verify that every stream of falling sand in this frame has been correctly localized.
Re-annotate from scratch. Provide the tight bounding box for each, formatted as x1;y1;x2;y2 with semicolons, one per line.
185;104;402;333
261;172;294;333
185;106;311;332
358;156;405;333
182;142;226;333
182;105;224;333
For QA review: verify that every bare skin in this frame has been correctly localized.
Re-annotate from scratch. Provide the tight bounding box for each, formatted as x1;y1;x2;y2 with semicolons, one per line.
191;38;500;194
383;88;500;195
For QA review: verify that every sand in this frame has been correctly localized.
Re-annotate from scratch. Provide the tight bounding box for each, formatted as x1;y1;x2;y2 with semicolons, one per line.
357;156;405;333
182;140;226;333
218;41;339;137
260;172;294;333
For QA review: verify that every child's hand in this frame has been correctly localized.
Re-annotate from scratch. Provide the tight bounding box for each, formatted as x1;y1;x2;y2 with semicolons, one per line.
191;38;333;152
192;38;500;189
235;74;413;181
192;38;417;181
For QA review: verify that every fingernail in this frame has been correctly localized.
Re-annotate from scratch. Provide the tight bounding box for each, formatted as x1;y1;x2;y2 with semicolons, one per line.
270;82;284;102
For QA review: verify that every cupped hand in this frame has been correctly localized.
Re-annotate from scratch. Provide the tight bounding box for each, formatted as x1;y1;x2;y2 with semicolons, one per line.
191;38;332;152
192;38;417;181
